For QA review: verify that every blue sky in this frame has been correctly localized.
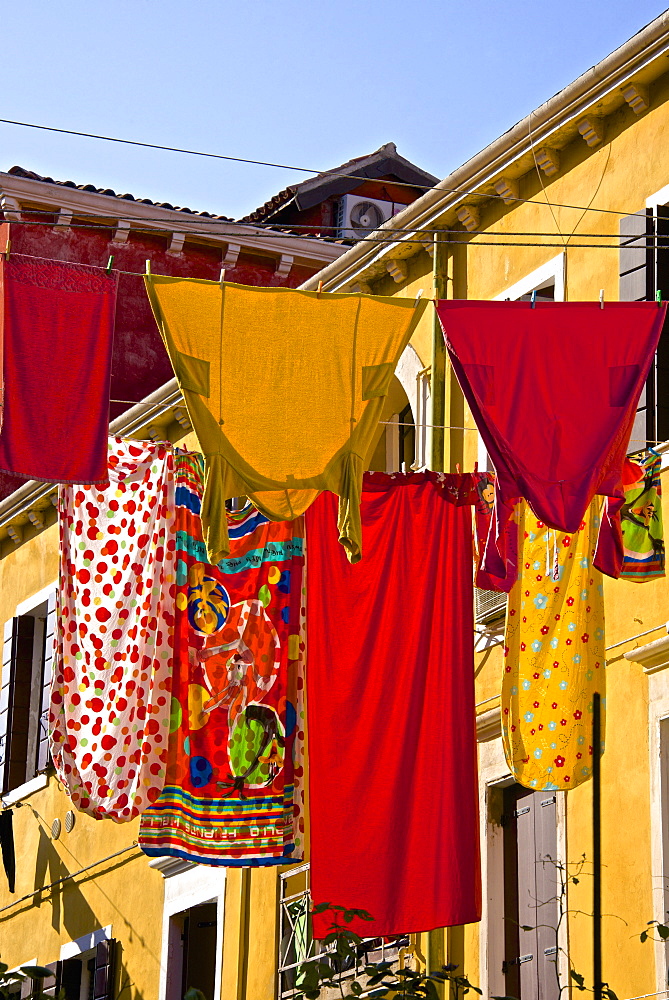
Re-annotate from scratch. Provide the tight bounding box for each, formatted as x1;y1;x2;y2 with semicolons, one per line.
1;1;666;219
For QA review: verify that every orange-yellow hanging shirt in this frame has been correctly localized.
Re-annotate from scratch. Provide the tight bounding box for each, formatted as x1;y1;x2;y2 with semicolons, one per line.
145;276;427;564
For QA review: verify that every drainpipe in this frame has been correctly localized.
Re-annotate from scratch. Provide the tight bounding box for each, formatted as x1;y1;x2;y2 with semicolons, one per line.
430;235;446;472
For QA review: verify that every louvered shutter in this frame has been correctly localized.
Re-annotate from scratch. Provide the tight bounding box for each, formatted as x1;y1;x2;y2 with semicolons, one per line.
535;793;559;1000
39;961;62;999
19;975;35;999
503;787;559;1000
654;206;669;442
515;792;539;1000
60;958;82;1000
619;207;669;449
93;939;116;1000
36;591;57;774
0;617;35;795
0;620;15;794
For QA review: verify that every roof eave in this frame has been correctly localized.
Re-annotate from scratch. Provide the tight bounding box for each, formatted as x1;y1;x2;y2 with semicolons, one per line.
0;173;343;263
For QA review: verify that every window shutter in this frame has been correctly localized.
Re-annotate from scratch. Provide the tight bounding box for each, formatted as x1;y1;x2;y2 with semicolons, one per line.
503;786;559;1000
655;206;669;442
620;210;654;451
514;792;539;1000
619;207;669;449
619;209;653;302
19;975;35;999
60;958;82;1000
0;616;35;795
535;794;559;1000
0;619;15;794
39;961;62;999
36;591;57;774
93;939;116;1000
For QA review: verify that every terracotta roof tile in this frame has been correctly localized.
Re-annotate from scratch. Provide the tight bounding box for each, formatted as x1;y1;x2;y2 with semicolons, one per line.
6;165;235;222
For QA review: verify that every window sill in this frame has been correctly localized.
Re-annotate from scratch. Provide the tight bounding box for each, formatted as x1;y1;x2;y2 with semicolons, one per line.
2;772;49;806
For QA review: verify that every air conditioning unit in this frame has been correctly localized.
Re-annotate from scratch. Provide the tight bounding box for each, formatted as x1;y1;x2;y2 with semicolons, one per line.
474;587;508;627
337;195;393;240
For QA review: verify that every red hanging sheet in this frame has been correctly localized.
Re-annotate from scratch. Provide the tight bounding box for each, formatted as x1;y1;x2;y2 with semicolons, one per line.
307;472;482;939
436;300;666;581
0;256;117;483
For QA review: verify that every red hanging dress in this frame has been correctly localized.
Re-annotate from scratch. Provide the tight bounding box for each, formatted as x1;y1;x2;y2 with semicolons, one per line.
436;300;666;581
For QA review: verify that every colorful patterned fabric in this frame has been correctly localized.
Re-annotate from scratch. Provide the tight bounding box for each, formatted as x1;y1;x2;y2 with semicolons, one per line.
145;276;428;565
621;451;665;582
502;500;605;790
50;437;176;821
139;452;305;866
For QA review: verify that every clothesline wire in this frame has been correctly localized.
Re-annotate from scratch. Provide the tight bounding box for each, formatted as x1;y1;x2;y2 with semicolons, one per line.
2;214;668;251
3;208;666;241
106;405;667;444
1;114;667;223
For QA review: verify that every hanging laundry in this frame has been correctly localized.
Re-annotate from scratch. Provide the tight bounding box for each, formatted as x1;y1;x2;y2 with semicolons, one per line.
620;451;665;582
145;277;427;564
503;500;605;790
0;256;117;484
50;437;176;821
474;470;517;592
139;452;305;866
307;472;481;939
436;300;667;583
0;809;15;892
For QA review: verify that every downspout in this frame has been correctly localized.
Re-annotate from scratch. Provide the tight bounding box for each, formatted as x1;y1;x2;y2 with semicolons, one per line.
430;235;446;472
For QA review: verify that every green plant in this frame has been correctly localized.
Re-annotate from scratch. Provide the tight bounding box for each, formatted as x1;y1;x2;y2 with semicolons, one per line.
292;904;484;1000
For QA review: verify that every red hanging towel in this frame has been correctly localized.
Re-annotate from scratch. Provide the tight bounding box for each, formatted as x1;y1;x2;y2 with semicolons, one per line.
435;300;666;581
307;472;482;939
0;256;117;483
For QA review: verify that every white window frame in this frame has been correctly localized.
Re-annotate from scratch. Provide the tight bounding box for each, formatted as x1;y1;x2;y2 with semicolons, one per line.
150;860;226;1000
0;581;57;805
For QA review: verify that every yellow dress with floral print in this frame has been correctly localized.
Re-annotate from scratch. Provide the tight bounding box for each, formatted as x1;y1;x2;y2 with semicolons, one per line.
502;499;605;790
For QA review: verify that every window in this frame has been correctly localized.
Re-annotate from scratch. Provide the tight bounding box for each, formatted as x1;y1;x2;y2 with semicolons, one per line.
150;859;225;1000
17;941;116;1000
501;786;559;1000
278;863;409;999
0;588;56;795
619;207;669;451
167;903;218;1000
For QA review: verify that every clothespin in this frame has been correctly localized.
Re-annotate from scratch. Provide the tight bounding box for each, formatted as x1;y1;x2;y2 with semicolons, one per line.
4;239;10;262
599;289;604;309
414;288;424;307
317;280;323;298
657;289;663;306
145;259;152;276
106;255;114;276
530;289;537;309
219;268;226;285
